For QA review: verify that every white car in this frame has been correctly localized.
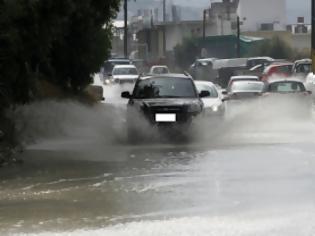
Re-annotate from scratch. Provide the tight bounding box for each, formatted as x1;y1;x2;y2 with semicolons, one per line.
305;72;315;92
149;65;170;75
195;81;225;116
107;65;139;84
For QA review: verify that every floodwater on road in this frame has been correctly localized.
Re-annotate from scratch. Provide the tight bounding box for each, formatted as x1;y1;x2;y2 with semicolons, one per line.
1;75;315;235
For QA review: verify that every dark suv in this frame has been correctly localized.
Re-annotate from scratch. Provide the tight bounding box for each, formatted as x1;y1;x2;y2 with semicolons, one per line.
121;74;209;141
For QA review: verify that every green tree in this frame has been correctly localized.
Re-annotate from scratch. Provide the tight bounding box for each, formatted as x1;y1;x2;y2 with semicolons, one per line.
0;0;120;104
247;36;294;59
174;37;201;70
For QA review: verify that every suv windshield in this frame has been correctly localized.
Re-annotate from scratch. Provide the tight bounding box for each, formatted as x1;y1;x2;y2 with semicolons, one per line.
113;67;138;75
268;81;306;93
134;77;197;99
152;67;169;74
231;81;264;93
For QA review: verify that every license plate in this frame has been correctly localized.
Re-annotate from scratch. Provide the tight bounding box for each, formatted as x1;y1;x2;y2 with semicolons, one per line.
155;114;176;122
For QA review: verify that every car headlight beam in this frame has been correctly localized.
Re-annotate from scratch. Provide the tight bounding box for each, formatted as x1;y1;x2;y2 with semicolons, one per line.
211;106;219;112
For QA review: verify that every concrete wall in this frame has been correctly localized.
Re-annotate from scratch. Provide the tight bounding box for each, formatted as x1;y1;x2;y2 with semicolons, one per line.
137;20;234;60
165;23;219;51
238;0;287;32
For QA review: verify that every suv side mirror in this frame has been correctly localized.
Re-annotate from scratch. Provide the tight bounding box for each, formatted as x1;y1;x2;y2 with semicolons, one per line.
199;90;210;98
121;91;131;99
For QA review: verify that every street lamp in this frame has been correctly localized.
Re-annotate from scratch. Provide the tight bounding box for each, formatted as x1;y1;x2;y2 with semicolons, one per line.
123;0;137;58
203;9;208;40
236;16;246;58
124;0;128;58
237;15;240;58
163;0;166;54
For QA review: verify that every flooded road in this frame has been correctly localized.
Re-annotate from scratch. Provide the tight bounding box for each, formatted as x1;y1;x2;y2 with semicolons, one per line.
2;143;315;236
1;76;315;235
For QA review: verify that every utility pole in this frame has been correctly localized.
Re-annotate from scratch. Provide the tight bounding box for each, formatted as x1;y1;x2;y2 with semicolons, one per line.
203;9;207;40
312;0;315;72
236;16;241;58
124;0;128;58
163;0;166;55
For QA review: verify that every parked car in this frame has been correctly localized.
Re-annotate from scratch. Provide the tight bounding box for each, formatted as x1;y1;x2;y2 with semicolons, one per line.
190;58;217;69
246;57;274;69
107;65;139;84
149;65;170;75
194;81;225;117
121;74;208;141
261;63;293;82
189;58;217;81
292;59;312;78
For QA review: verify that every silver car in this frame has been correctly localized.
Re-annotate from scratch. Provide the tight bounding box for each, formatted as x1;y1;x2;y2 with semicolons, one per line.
195;81;225;117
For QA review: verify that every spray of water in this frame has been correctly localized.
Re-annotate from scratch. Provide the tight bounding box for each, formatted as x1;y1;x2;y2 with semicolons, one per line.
8;100;126;147
7;75;315;151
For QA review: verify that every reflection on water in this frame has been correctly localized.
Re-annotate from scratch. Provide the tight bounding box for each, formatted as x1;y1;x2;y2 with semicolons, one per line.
1;144;315;235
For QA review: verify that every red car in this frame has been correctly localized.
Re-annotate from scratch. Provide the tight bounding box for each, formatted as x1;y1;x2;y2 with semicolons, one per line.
261;63;293;82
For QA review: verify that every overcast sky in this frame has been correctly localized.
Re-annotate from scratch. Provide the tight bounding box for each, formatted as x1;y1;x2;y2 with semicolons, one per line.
170;0;311;23
125;0;311;23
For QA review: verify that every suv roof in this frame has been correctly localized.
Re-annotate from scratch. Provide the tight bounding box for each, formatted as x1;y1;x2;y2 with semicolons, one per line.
139;74;192;81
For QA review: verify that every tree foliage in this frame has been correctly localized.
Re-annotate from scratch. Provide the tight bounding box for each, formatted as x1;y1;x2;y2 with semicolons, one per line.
0;0;120;104
174;37;201;70
247;36;294;60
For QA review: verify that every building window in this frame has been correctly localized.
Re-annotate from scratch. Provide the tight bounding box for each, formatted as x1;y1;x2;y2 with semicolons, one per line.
294;25;308;34
261;23;274;31
286;25;292;32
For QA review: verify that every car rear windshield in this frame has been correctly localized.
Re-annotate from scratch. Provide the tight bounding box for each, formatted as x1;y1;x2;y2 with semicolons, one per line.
195;83;218;98
268;81;306;93
113;67;138;75
152;67;169;74
231;81;264;93
134;77;197;99
275;65;292;74
104;60;130;72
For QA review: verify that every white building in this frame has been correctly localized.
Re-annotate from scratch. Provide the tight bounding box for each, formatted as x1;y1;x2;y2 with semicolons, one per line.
237;0;287;32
